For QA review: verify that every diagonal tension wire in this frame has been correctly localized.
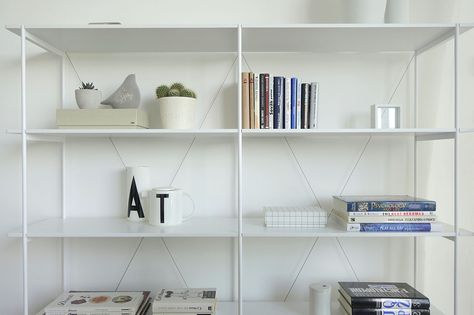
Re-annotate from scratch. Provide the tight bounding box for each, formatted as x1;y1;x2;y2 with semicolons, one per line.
115;237;144;291
65;52;82;84
388;54;415;105
161;238;189;288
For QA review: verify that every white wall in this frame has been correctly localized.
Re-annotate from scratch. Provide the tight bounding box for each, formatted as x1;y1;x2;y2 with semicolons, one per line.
1;0;473;314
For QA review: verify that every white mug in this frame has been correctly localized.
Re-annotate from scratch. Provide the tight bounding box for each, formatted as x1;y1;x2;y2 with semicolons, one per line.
148;187;195;226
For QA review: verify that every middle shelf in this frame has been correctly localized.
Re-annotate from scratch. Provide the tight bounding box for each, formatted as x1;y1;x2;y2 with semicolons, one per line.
8;217;458;238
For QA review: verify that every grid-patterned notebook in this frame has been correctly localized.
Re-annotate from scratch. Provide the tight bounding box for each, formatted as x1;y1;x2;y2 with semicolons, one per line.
264;206;328;228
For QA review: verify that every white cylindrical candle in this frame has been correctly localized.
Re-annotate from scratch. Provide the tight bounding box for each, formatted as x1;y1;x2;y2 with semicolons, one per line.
125;166;151;222
309;283;331;315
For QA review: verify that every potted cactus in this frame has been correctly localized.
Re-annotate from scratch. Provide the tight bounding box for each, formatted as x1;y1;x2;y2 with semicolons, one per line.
75;82;102;109
155;83;197;129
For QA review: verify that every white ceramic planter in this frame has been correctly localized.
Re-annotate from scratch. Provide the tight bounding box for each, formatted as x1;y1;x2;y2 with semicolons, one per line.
385;0;409;23
75;89;102;109
158;97;196;129
345;0;386;23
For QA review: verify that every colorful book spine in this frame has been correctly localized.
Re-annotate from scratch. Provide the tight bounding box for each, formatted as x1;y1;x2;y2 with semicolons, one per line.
269;75;274;129
264;73;270;128
309;82;319;129
249;73;255;129
342;201;436;212
301;83;310;129
254;74;260;129
259;74;265;129
241;72;250;129
290;77;297;129
345;211;436;217
284;77;291;129
345;222;441;232
348;308;430;314
345;216;437;223
273;77;283;129
296;82;301;129
349;298;430;310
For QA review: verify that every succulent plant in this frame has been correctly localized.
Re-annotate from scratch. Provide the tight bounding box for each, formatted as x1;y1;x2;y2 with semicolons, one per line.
155;83;196;99
155;85;170;99
170;82;185;91
168;89;181;97
80;82;97;90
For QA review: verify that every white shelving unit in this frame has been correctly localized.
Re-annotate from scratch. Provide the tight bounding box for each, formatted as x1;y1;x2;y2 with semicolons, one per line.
7;23;474;315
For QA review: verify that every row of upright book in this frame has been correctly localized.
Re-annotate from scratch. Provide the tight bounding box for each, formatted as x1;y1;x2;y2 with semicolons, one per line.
333;195;440;232
241;72;320;129
38;288;217;315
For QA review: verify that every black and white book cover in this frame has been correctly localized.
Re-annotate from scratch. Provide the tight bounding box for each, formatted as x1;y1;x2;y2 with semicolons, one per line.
153;288;216;313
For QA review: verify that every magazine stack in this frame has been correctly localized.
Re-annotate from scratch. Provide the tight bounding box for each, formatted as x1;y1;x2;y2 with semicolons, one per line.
152;288;217;315
332;195;440;232
38;291;151;315
338;282;431;315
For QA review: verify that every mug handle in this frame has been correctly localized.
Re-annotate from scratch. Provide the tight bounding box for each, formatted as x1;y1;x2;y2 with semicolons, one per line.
182;192;195;221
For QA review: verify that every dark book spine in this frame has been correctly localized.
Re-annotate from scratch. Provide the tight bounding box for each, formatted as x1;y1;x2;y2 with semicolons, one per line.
264;74;270;129
346;201;436;212
301;83;310;129
351;309;430;315
351;298;430;310
259;74;265;129
273;77;282;129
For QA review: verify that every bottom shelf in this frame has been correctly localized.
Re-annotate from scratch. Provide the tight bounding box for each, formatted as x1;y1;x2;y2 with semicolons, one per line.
218;301;443;315
37;301;444;315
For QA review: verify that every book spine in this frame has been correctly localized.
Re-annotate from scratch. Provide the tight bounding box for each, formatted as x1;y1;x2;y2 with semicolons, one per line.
269;75;274;129
249;72;255;129
301;83;310;129
351;309;431;315
153;305;215;313
254;74;260;129
350;298;430;310
278;78;284;129
309;82;319;129
346;216;437;223
345;201;436;212
285;77;291;129
346;223;436;232
296;82;301;129
259;74;265;129
241;72;250;129
290;77;297;129
273;77;282;129
346;211;436;217
264;74;270;128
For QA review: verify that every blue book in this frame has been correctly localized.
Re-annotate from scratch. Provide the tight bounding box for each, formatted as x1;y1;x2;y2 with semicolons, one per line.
290;77;297;129
273;77;284;129
333;195;436;212
345;222;441;232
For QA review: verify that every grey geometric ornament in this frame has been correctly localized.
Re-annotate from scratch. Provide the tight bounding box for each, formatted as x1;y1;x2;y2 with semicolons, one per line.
101;74;141;108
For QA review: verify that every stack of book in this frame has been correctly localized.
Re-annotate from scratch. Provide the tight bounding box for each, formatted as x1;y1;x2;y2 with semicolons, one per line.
241;72;319;129
338;282;431;315
332;195;440;232
38;291;151;315
264;206;328;228
152;288;217;315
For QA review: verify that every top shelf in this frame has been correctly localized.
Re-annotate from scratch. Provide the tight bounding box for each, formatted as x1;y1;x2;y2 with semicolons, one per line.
6;24;470;53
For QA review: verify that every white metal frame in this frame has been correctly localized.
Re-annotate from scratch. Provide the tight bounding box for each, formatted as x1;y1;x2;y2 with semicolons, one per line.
14;23;471;315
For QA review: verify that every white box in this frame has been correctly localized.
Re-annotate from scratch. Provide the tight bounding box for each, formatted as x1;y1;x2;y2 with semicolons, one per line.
56;108;149;129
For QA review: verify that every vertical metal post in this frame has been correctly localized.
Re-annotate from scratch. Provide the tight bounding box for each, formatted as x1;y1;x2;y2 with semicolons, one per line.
20;25;29;315
413;53;418;289
237;24;243;315
453;24;460;315
61;55;68;291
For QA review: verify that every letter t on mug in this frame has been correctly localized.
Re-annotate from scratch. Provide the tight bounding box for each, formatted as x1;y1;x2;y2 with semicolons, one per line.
148;187;195;226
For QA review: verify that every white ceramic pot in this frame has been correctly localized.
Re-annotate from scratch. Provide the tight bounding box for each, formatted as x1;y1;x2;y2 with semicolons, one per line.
385;0;409;23
157;97;196;129
345;0;386;23
75;89;102;109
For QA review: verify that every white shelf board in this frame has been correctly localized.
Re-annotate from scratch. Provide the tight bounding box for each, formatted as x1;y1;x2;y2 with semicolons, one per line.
8;217;238;238
242;24;456;52
6;25;238;53
221;301;443;315
242;128;456;139
7;128;238;139
460;128;474;134
243;218;456;238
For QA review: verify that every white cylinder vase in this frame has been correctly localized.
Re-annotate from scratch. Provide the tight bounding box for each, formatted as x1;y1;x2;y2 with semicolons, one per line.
125;166;151;222
385;0;409;23
309;283;331;315
158;97;196;129
345;0;386;23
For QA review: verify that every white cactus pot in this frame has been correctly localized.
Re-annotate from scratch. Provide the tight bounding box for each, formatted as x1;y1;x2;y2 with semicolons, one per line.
157;97;196;129
75;89;102;109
